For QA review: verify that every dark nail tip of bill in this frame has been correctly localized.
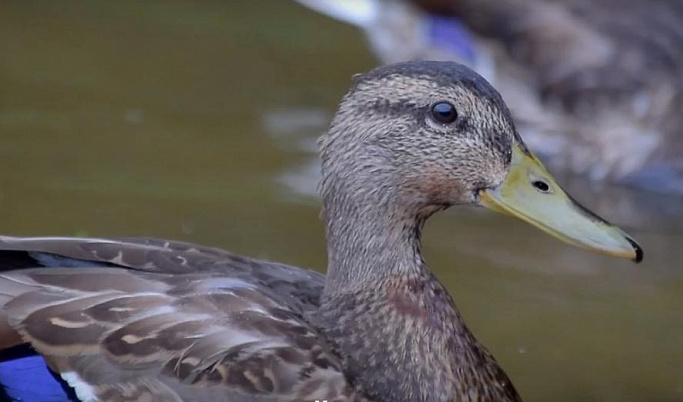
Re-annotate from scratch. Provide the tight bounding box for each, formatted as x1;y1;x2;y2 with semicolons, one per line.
626;237;644;263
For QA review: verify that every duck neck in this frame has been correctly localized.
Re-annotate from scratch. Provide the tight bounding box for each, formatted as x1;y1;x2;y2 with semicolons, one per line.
321;193;429;296
315;191;519;401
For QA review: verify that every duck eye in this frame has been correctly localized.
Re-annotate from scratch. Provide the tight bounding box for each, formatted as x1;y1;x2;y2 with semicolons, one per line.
430;102;458;124
532;180;551;193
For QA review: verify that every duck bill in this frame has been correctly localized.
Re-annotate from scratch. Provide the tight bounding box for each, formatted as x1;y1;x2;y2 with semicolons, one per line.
478;144;643;263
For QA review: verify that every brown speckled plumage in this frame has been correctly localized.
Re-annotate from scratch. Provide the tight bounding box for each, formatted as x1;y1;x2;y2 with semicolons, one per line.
0;61;524;401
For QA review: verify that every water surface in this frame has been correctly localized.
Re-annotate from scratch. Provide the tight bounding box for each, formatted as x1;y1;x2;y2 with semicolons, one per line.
1;2;682;401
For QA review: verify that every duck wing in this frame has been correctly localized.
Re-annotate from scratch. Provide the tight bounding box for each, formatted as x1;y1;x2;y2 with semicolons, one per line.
0;236;358;402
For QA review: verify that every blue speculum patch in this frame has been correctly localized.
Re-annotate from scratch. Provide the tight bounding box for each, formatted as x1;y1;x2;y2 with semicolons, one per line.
0;345;78;402
427;15;477;63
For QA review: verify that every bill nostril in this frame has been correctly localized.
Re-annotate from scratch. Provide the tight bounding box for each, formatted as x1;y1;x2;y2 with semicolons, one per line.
532;180;550;193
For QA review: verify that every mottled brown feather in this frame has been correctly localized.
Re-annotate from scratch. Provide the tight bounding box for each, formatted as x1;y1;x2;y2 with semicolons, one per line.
0;238;355;401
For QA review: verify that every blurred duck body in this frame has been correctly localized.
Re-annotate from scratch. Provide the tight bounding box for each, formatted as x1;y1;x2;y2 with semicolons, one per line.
296;0;683;193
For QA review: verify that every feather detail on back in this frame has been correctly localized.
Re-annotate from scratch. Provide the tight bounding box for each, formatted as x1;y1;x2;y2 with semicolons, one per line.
0;236;362;402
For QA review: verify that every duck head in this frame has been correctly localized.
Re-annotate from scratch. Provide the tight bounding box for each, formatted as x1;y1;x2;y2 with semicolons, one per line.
320;61;642;262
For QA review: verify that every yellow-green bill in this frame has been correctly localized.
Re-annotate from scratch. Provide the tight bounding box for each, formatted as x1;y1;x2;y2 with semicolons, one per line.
479;144;643;263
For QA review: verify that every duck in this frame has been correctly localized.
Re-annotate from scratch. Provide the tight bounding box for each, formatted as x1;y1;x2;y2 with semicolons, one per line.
294;0;683;194
0;61;642;402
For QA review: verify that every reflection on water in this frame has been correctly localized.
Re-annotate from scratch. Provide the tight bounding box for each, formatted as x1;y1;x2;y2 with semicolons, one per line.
1;1;681;401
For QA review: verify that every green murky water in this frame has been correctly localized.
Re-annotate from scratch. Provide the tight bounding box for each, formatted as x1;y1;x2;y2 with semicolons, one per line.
1;2;681;401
